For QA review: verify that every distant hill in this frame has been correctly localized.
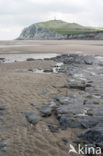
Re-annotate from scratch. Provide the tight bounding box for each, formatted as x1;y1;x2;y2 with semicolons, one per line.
17;20;103;40
37;20;103;35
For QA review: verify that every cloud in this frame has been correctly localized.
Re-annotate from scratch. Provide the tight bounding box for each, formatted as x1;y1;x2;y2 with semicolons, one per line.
0;26;23;40
0;0;103;39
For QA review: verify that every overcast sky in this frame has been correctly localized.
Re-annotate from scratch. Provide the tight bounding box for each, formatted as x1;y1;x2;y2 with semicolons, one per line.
0;0;103;40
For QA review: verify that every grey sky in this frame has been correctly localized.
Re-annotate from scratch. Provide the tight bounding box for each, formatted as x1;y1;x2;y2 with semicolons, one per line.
0;0;103;40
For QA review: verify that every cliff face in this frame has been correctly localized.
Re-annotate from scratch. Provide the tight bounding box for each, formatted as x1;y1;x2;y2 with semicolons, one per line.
67;32;103;40
17;24;66;40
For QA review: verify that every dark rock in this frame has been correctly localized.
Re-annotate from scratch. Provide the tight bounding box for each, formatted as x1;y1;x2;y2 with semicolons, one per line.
28;69;33;72
0;141;8;152
47;54;95;76
24;112;41;125
48;124;59;133
39;100;57;117
55;93;83;115
78;126;103;149
54;96;71;105
87;81;93;83
0;58;5;62
86;84;92;87
0;106;6;110
57;113;103;130
39;104;53;117
26;58;35;61
48;100;57;109
44;69;53;73
79;116;99;128
68;79;86;90
44;58;49;61
0;58;5;60
84;56;93;65
58;114;83;129
62;138;68;144
56;104;83;116
54;92;86;129
99;62;103;66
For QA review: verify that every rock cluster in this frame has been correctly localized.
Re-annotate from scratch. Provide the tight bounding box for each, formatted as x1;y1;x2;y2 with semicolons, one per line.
24;54;103;151
49;54;94;65
51;54;103;150
47;54;103;150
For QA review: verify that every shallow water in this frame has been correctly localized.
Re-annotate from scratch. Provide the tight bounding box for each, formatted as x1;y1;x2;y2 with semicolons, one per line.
95;56;103;61
0;53;58;63
0;44;41;48
15;62;63;74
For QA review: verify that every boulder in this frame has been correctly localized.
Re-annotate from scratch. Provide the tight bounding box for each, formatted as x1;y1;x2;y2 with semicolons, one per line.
58;115;98;130
0;141;8;152
0;106;6;110
39;100;57;117
24;112;41;125
54;96;71;105
26;58;35;61
0;58;5;63
43;69;53;73
78;126;103;149
48;124;59;133
68;79;86;90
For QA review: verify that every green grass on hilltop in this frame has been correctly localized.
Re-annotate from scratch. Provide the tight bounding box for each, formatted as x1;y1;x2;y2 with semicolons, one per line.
37;20;103;35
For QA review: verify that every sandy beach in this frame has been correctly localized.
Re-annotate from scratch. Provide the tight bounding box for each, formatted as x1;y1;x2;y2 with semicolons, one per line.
0;59;82;156
0;40;103;156
0;40;103;55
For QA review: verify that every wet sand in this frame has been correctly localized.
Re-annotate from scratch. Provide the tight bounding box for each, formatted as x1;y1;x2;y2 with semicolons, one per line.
0;60;83;156
0;40;103;55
